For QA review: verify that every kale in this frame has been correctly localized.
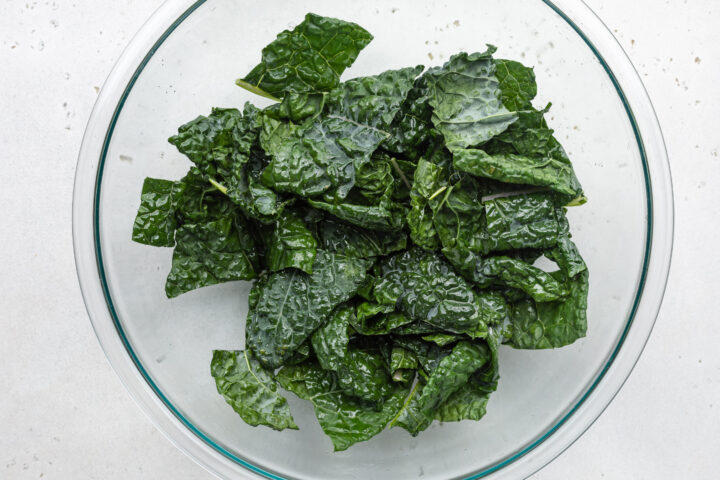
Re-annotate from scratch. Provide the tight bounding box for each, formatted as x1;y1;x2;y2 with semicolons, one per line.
131;13;590;449
245;250;371;368
237;13;373;100
210;350;297;430
263;209;317;274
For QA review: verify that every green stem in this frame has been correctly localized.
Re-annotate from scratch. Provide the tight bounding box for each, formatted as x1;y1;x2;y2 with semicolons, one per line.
389;158;411;190
208;177;228;195
235;79;281;102
428;185;448;201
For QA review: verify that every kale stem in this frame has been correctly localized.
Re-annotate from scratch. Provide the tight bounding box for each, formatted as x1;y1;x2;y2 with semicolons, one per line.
389;158;411;190
208;177;228;195
235;79;281;102
428;185;448;201
436;185;454;210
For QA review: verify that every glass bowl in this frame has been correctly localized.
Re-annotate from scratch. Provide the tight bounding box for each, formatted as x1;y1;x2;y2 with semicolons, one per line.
72;0;673;478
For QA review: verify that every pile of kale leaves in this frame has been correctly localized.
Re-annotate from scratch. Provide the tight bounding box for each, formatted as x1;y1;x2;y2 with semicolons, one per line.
132;13;588;451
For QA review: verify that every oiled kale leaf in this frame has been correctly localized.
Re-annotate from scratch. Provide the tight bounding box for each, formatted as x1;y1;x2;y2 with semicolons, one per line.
507;270;589;349
391;341;490;435
277;362;409;451
246;250;371;368
260;66;422;200
132;177;183;247
168;104;283;223
316;219;406;258
425;47;518;151
238;13;373;100
165;214;258;298
454;148;583;198
264;210;317;274
372;248;509;336
211;350;297;430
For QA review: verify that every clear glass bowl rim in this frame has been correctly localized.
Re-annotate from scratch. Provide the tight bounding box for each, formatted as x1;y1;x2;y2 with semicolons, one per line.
72;1;674;479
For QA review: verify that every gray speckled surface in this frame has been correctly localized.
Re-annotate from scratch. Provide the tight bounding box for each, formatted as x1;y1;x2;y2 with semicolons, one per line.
1;0;718;478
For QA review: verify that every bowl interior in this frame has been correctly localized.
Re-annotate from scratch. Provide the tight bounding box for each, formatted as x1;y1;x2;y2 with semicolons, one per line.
96;0;648;478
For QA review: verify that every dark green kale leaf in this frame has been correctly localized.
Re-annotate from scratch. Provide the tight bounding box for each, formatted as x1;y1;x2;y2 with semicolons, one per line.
373;248;509;336
467;255;568;303
392;321;444;336
165;214;258;298
310;304;395;404
435;332;499;422
311;303;352;371
494;59;537;111
488;108;569;160
391;341;489;435
507;270;589;349
354;155;395;203
260;67;423;200
421;333;463;347
168;104;283;223
454;148;583;199
383;73;438;158
425;46;518;151
351;304;413;335
390;346;418;378
285;341;312;366
335;348;394;404
264;210;317;274
545;208;587;278
431;175;487;260
407;159;447;250
237;13;373;100
263;92;326;122
246;250;371;368
277;362;409;451
483;192;560;252
307;183;407;231
316;219;407;259
210;350;297;430
132;177;184;247
391;336;453;377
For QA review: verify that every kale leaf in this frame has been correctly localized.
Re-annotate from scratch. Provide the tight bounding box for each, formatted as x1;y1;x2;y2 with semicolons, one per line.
391;341;490;435
277;362;409;451
373;248;508;336
238;13;373;100
210;350;297;430
132;177;183;247
260;67;422;200
454;148;583;199
507;270;589;349
425;47;518;151
264;209;317;274
246;250;371;368
165;214;258;298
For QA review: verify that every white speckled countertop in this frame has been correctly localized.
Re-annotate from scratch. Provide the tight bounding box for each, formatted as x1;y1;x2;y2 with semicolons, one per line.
1;0;718;478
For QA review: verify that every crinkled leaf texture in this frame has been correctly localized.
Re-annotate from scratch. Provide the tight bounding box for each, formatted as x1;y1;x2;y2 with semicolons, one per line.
454;149;583;199
165;215;257;298
426;47;518;151
132;177;183;247
391;341;490;435
264;210;317;274
168;104;283;223
260;66;422;200
507;270;589;349
373;248;508;336
210;350;297;431
246;250;371;368
238;13;373;99
277;362;409;451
